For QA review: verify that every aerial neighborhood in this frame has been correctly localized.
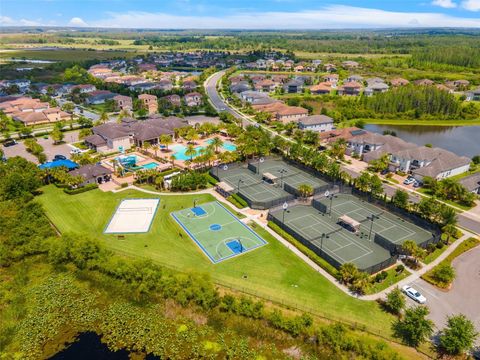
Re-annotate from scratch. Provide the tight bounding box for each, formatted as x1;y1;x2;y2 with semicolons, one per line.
1;21;480;360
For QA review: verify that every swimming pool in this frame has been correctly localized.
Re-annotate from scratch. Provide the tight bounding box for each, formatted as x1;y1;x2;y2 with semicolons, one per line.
171;141;237;161
141;162;159;170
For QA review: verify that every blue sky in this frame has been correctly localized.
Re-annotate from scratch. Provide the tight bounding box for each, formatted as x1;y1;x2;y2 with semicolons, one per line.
1;0;479;28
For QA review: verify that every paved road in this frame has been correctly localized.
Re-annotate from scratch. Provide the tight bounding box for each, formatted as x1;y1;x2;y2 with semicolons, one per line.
405;246;480;352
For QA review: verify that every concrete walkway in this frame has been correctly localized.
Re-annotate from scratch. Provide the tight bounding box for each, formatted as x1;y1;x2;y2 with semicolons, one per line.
111;184;476;301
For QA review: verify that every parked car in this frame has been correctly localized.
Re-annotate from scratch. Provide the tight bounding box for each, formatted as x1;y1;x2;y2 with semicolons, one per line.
3;139;17;147
381;169;389;175
403;177;415;185
413;181;421;188
70;148;82;155
54;154;67;161
402;285;426;304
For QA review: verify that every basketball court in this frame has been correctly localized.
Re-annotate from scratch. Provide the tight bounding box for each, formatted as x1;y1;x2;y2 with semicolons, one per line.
104;198;160;234
171;201;267;263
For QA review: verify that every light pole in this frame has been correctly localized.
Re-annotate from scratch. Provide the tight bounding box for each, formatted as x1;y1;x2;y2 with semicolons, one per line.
320;233;326;251
257;157;265;175
329;194;337;217
282;202;289;229
368;214;380;240
279;169;287;187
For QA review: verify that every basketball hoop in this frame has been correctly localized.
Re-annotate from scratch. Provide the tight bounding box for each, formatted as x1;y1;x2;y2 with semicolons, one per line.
282;202;288;210
259;157;265;163
223;165;228;171
324;190;330;197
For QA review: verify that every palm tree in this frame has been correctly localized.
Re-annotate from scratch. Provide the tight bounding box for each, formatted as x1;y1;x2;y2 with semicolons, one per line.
330;138;347;160
338;263;359;284
442;224;457;245
142;141;152;154
151;144;159;157
99;111;109;124
117;109;131;122
187;128;199;144
185;144;197;162
210;136;224;153
402;240;424;265
160;134;173;152
169;154;176;166
298;184;314;201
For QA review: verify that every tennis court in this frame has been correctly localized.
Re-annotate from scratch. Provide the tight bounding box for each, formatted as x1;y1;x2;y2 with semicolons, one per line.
104;198;160;234
171;201;267;263
270;205;392;272
315;194;433;246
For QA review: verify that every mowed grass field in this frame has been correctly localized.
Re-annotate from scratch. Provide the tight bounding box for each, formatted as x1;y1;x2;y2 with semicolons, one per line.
37;185;395;335
0;49;140;62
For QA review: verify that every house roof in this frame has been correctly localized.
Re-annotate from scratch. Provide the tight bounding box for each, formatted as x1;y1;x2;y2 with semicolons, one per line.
390;78;410;86
310;82;332;92
84;134;107;146
299;115;334;126
70;164;113;179
412;149;471;178
459;173;480;192
138;94;157;100
276;106;308;116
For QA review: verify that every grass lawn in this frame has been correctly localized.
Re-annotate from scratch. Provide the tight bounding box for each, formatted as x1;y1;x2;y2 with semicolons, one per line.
423;245;449;265
37;185;396;336
417;188;472;211
0;49;139;62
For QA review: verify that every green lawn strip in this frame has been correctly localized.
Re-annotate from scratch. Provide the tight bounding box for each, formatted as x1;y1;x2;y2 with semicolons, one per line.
37;185;396;336
423;245;449;265
421;237;480;288
365;267;411;295
416;188;472;211
0;49;138;62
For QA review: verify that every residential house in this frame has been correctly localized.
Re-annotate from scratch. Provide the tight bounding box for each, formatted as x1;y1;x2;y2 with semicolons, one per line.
338;81;363;96
184;92;202;107
157;79;173;91
309;82;333;95
323;74;339;86
445;80;470;90
239;90;270;104
414;79;435;86
71;84;97;94
466;88;480;101
459;173;480;194
318;127;364;145
436;84;454;93
183;80;197;91
139;94;158;115
347;75;363;83
86;90;117;105
276;106;309;124
324;63;337;73
230;81;251;93
254;79;277;92
138;63;157;72
342;61;360;69
12;108;71;126
129;82;158;92
113;95;133;112
0;79;31;93
312;59;322;67
284;79;303;94
70;164;113;186
364;82;389;96
298;115;334;132
390;78;410;87
163;94;182;107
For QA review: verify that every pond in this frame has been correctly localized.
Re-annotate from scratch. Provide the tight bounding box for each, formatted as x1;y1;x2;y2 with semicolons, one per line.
364;124;480;158
49;332;159;359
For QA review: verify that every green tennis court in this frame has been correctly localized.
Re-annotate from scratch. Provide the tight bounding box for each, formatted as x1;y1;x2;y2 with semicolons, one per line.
171;201;267;263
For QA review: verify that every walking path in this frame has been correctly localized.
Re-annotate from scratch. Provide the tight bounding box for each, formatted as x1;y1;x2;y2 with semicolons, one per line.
111;184;476;301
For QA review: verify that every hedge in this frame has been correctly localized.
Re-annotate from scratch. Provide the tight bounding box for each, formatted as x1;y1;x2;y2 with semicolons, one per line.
205;173;219;185
268;221;338;277
226;193;248;209
64;183;98;195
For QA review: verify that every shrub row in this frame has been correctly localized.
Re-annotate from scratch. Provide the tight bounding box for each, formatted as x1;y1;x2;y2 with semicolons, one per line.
63;183;98;195
226;193;248;209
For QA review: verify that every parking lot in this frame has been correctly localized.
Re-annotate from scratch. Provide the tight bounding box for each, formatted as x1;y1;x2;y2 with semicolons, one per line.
2;130;79;163
405;246;480;349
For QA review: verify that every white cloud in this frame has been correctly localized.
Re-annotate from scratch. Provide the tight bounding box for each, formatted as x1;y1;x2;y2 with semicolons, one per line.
0;16;16;25
19;19;43;26
69;17;88;27
461;0;480;10
88;5;480;29
431;0;457;8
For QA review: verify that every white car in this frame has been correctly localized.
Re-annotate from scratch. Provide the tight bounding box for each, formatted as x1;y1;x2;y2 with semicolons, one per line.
402;285;426;304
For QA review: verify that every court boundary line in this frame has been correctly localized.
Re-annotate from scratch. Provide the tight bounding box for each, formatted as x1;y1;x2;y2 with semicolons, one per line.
104;198;160;234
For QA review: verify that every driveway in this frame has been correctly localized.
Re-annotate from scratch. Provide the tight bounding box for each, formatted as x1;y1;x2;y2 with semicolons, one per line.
405;246;480;348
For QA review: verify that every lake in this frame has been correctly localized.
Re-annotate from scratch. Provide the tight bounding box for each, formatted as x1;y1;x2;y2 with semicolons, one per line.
364;124;480;158
49;332;159;360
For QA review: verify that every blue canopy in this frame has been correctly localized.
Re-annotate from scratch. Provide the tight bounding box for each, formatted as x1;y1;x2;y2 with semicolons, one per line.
38;159;79;170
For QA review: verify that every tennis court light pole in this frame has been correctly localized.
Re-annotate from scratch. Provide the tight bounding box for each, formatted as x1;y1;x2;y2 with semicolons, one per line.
368;214;380;240
279;169;287;187
237;179;244;193
329;194;337;217
321;233;326;251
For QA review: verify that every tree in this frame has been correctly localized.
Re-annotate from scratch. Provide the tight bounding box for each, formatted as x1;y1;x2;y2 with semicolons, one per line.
142;141;152;154
61;102;75;113
160;134;173;151
439;314;478;355
369;174;384;197
185;144;197;161
350;271;370;295
330;138;347;160
99;111;109;124
401;240;424;264
209;136;224;153
338;263;358;284
432;263;456;286
355;172;371;192
169;154;176;166
384;288;406;315
442;223;457;244
298;184;314;200
393;306;434;347
50;128;64;145
392;189;409;209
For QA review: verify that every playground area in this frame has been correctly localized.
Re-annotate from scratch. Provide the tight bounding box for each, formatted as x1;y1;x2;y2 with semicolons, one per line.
104;198;160;234
269;194;435;273
171;201;267;263
103;152;172;174
212;158;332;209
